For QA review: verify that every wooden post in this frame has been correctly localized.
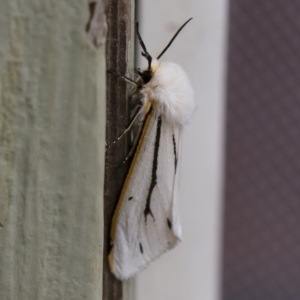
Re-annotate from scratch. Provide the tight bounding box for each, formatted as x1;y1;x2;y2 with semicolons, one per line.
104;0;135;299
0;1;106;299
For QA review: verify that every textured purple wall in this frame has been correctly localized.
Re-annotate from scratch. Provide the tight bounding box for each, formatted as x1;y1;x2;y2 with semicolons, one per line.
223;1;300;299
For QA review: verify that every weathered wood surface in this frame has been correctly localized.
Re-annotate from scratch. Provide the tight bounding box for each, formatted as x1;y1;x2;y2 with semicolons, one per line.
104;0;135;299
0;1;106;299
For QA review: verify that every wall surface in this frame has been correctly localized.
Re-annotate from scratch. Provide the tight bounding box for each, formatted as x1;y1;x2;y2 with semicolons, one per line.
222;2;300;299
0;1;106;299
135;1;228;300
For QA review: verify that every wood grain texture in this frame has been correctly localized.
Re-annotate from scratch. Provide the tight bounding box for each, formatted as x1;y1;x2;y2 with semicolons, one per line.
0;1;106;299
104;0;135;299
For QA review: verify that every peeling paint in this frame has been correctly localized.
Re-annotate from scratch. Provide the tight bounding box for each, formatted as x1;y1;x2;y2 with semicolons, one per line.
86;1;107;49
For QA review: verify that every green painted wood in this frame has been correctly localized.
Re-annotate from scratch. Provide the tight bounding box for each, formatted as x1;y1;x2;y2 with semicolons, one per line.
0;1;106;299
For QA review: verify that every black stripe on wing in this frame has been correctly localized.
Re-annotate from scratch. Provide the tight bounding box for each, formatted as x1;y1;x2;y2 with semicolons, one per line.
144;115;162;223
172;134;178;173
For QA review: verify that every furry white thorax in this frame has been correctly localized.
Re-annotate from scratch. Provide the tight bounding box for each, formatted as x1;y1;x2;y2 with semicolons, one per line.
142;59;196;127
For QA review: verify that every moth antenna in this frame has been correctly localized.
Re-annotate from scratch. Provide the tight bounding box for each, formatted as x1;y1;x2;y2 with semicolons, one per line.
157;18;193;60
136;22;152;70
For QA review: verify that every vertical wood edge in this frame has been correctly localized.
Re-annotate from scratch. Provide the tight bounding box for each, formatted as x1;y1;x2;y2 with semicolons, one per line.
104;0;135;299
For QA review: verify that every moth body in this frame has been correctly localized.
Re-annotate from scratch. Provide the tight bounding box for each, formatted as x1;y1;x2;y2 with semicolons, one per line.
141;59;195;127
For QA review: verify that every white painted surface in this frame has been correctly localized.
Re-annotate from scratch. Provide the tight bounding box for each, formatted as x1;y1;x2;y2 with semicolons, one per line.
134;1;228;300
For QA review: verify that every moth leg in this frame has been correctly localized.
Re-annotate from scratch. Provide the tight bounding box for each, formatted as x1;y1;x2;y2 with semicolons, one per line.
107;69;141;88
120;121;143;165
106;103;144;150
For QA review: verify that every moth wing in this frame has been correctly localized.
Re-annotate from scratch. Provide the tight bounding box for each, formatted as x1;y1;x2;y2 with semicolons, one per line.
157;116;182;239
109;110;182;280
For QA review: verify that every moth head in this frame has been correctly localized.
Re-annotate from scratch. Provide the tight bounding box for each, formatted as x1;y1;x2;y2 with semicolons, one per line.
136;18;193;85
137;60;160;84
138;69;152;84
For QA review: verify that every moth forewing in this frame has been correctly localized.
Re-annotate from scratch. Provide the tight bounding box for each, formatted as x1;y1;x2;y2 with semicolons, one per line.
109;110;182;280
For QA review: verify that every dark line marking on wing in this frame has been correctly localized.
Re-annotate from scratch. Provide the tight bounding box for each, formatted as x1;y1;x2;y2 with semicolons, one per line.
139;242;144;254
128;196;133;201
172;134;178;173
144;116;162;223
167;218;172;230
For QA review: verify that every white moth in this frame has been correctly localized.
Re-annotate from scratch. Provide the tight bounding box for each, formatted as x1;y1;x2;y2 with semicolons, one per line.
108;18;196;280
